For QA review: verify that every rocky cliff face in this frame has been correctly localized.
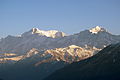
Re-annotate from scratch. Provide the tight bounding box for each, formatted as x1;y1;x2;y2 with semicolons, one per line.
40;45;100;63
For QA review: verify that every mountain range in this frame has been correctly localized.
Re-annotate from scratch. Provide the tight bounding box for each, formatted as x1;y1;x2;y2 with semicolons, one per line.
0;26;120;55
0;26;120;80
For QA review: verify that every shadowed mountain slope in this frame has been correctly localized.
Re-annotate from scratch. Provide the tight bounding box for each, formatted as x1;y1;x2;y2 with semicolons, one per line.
44;43;120;80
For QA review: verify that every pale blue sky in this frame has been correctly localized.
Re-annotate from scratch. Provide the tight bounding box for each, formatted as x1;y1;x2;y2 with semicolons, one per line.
0;0;120;38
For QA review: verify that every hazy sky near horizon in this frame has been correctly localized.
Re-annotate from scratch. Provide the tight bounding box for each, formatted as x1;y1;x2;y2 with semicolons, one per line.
0;0;120;38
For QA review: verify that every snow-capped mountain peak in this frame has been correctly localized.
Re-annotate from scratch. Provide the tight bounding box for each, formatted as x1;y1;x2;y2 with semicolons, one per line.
22;28;67;38
89;26;106;34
